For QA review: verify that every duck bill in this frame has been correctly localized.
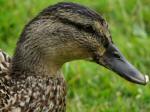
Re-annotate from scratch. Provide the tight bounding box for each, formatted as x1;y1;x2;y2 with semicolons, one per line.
98;44;149;85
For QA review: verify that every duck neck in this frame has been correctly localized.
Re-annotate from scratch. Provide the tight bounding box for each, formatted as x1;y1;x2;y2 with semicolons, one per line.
11;45;63;78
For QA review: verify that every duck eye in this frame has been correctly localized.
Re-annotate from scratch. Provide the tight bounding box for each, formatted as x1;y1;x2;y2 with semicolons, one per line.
113;52;121;59
104;42;109;48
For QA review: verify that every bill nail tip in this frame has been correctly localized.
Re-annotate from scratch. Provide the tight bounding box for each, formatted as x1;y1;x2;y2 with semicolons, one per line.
145;75;149;83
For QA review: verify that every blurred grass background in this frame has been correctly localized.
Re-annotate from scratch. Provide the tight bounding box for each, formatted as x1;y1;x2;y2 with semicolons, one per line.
0;0;150;111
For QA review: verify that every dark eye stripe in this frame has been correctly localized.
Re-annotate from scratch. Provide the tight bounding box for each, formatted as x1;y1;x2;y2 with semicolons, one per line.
58;17;96;35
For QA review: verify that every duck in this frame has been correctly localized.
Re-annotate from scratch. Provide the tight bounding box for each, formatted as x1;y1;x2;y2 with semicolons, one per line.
0;2;149;112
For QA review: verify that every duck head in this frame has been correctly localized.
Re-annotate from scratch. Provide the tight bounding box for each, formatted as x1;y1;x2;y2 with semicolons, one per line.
13;2;149;84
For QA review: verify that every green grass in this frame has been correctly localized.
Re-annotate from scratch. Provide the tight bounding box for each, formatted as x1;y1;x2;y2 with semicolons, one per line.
0;0;150;111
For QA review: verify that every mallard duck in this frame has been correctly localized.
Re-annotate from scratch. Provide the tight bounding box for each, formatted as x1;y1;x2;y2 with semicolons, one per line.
0;2;149;112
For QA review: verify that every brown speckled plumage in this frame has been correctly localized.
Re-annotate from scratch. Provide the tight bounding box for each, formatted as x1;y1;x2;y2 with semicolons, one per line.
1;75;66;111
0;2;148;112
0;50;66;112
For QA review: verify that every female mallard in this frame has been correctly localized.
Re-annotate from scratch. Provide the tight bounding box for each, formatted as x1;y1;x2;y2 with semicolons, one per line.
0;2;149;112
